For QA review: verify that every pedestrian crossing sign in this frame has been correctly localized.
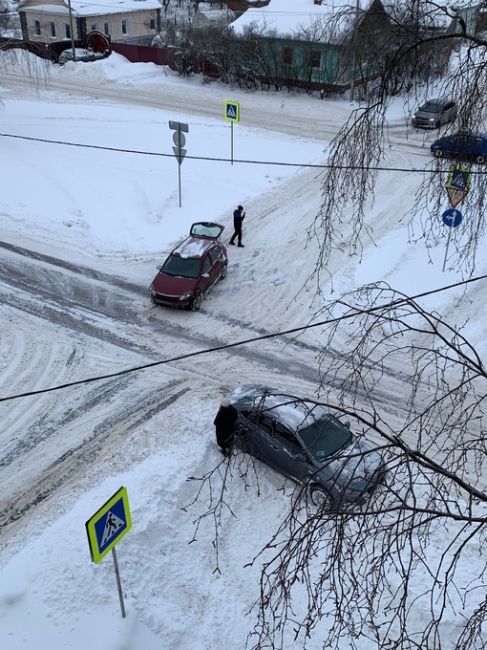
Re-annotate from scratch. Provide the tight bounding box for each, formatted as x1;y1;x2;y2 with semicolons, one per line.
86;486;132;564
446;164;471;192
225;100;240;123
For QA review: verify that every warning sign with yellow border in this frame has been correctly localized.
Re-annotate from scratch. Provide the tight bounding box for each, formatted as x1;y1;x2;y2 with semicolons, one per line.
224;100;240;123
85;487;132;564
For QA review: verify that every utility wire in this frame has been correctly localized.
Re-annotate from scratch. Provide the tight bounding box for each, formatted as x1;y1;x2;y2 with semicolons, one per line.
1;131;484;173
1;273;485;403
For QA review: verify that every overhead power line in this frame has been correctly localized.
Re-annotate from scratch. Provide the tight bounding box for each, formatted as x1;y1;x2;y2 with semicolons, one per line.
1;131;486;174
0;273;485;404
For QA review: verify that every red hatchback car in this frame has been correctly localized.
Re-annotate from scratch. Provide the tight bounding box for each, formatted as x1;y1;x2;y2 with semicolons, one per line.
150;222;228;311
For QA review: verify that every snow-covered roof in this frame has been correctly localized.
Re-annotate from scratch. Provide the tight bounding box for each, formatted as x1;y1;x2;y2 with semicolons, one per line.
230;0;365;39
193;6;228;27
18;0;160;17
229;0;482;40
18;3;70;15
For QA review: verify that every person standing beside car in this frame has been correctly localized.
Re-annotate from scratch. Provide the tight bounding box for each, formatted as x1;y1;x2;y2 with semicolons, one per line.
229;205;245;247
214;398;238;456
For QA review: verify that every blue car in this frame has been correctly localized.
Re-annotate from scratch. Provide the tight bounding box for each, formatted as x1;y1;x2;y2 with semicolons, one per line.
431;130;487;164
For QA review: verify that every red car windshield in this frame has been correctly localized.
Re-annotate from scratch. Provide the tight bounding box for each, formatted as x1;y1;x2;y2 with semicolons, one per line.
162;255;200;279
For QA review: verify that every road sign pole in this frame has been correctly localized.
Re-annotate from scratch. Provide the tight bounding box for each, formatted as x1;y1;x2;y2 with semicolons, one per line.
175;127;183;207
112;547;126;619
442;229;453;272
224;101;240;164
168;121;188;208
178;161;182;208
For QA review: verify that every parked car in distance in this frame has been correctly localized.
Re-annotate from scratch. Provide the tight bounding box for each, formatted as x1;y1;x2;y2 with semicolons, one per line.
150;222;227;311
58;48;107;64
410;98;457;129
225;384;387;508
430;130;487;163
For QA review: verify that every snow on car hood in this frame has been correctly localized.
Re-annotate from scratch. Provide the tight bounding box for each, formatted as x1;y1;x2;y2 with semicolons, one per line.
318;437;384;493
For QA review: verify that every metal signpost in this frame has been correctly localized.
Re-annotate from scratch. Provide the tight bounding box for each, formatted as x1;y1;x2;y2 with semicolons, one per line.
441;208;463;271
224;101;240;165
169;120;189;207
86;486;132;618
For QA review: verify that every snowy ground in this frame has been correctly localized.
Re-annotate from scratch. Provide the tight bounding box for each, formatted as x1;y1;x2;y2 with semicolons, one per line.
0;51;485;649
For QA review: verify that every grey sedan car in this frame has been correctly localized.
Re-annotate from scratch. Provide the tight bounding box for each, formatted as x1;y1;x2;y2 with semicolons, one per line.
226;385;387;508
410;98;457;129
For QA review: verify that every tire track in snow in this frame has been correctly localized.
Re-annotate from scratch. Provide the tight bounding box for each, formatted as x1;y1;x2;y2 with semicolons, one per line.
0;379;190;537
0;239;413;391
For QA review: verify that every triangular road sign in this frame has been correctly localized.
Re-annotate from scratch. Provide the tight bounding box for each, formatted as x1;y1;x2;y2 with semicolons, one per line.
446;186;467;209
173;146;187;164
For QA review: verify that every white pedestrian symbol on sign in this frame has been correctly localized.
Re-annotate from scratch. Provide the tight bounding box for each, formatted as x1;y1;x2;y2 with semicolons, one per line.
227;105;236;118
101;511;125;546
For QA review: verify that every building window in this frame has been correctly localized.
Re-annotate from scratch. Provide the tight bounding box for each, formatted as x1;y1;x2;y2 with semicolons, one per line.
282;47;293;65
149;17;156;30
49;22;56;37
121;19;128;35
34;20;41;36
64;23;71;39
91;23;97;31
104;22;111;36
309;49;321;69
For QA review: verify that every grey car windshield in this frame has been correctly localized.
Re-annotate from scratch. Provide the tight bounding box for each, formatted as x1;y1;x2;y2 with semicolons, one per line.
420;101;443;113
162;255;200;278
298;416;353;461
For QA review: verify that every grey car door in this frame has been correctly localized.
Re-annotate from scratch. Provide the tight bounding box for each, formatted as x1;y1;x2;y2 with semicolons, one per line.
268;420;313;482
238;412;278;464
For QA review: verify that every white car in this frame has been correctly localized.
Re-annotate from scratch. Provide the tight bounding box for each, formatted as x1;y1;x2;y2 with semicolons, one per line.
58;48;106;64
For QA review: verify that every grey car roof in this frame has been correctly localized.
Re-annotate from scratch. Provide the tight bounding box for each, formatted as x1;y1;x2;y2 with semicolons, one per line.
421;97;453;106
229;384;331;431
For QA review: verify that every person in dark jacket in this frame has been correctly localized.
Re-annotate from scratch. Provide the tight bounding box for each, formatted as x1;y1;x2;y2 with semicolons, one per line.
214;397;238;456
229;205;245;247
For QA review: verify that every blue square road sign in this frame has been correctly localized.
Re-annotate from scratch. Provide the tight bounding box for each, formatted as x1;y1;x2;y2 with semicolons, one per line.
224;100;240;123
86;487;132;564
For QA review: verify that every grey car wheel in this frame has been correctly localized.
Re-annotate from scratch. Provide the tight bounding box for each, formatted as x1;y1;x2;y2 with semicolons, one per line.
434;148;444;158
476;154;486;164
191;293;202;311
220;263;228;280
309;484;333;509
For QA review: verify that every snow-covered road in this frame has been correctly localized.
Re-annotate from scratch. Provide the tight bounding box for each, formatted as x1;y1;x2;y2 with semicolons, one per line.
1;52;485;650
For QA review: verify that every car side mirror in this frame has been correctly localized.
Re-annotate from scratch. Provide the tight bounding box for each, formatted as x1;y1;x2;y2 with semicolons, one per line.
156;265;162;270
345;421;351;429
202;272;210;278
